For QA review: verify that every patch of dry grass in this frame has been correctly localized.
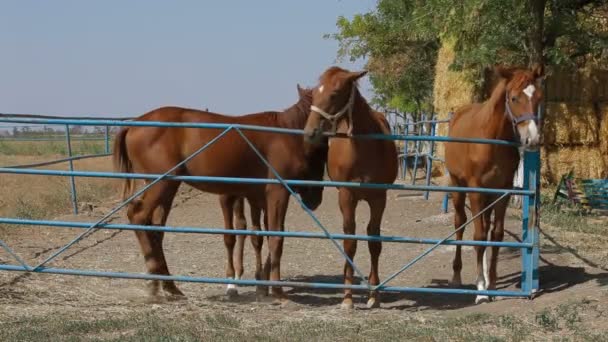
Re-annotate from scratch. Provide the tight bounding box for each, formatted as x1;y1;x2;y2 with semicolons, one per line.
0;299;605;341
0;155;119;234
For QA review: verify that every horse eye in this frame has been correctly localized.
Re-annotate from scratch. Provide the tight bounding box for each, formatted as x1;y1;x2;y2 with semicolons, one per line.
511;96;517;102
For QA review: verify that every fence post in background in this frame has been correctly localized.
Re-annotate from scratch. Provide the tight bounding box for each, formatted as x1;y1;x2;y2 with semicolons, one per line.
65;125;79;215
104;125;110;153
402;116;410;180
411;113;424;185
424;115;437;200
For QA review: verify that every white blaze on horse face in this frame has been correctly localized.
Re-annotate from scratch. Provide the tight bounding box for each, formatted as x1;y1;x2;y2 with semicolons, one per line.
523;84;536;99
517;120;540;148
318;85;324;94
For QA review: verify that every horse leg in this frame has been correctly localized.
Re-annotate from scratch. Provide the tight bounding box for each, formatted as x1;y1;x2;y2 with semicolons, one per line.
365;193;386;309
339;188;358;310
265;185;289;304
450;183;467;286
488;194;509;293
469;192;490;304
219;194;240;298
128;181;181;299
233;197;247;291
248;199;268;297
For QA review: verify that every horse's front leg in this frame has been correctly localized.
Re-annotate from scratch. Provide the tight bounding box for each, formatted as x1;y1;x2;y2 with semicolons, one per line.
365;192;387;309
338;188;358;310
469;192;490;304
265;185;290;305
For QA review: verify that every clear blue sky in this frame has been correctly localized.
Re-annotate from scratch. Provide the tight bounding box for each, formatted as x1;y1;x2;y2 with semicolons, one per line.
0;1;375;118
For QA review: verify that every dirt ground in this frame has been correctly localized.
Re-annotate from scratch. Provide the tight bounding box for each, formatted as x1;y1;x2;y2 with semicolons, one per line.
1;178;607;326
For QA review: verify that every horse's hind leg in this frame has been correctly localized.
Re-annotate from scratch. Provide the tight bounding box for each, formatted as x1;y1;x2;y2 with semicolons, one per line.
365;192;387;309
128;181;181;299
233;197;247;286
338;188;358;310
247;199;268;297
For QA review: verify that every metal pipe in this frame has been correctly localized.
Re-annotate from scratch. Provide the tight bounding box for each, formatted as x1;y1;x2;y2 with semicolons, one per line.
0;117;520;146
0;217;534;248
0;264;531;297
0;168;536;196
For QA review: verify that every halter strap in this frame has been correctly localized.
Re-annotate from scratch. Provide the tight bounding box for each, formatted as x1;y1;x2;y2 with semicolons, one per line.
310;85;356;135
504;92;537;140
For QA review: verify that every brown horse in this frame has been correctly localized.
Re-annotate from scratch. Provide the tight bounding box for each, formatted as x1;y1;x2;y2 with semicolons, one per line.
445;65;543;304
303;66;398;309
113;85;328;301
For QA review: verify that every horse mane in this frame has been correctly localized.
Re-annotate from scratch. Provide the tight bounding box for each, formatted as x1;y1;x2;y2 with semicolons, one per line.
277;88;313;129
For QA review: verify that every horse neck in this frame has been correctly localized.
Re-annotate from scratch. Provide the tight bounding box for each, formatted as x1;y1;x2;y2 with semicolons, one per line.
479;80;515;141
276;99;311;129
349;90;377;134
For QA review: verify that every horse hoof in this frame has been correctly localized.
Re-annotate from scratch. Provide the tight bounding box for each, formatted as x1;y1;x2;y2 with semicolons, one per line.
256;286;270;297
475;295;490;304
163;284;186;298
226;286;239;299
340;300;354;310
450;275;462;287
144;294;164;304
366;298;380;309
166;293;187;302
272;297;290;308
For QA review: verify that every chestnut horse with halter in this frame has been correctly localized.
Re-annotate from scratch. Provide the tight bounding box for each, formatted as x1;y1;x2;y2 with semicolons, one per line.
304;67;398;309
113;85;327;302
445;65;543;304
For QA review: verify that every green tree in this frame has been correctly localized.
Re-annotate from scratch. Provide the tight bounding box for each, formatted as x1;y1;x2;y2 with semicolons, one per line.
329;0;607;111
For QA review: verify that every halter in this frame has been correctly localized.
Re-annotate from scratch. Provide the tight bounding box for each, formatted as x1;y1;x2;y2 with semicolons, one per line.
504;91;537;137
310;85;356;136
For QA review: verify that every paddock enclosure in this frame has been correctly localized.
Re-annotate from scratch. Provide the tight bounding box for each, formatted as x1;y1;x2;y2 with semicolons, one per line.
0;113;541;304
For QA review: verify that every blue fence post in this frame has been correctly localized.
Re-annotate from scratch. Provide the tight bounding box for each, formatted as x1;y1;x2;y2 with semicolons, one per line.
65;125;79;215
104;125;110;153
521;149;540;296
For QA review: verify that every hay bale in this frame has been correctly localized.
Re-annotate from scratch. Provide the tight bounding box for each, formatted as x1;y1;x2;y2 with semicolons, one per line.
432;39;476;167
432;40;476;136
543;102;599;145
542;146;606;183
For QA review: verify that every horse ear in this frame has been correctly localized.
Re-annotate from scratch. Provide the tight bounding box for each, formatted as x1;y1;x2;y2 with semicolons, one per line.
347;70;368;82
296;84;305;98
531;63;544;79
494;65;514;80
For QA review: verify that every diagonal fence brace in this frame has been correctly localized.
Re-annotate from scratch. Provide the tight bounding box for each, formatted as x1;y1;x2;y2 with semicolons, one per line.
0;239;32;271
31;126;235;271
234;128;370;289
375;192;510;290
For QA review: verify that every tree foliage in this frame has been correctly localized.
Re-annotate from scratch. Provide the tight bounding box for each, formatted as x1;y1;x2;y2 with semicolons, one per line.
329;0;608;113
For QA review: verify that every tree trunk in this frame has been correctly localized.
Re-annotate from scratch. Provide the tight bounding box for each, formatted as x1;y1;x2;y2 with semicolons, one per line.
528;0;546;66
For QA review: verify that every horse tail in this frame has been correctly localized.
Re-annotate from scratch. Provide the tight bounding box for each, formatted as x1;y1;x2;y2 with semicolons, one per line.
113;128;134;200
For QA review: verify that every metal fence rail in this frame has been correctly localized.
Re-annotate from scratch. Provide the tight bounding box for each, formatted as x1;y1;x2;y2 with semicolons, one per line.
0;114;541;299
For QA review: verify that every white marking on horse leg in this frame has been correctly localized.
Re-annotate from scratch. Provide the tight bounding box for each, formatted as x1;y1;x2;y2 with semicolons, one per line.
523;84;536;99
475;249;490;304
483;248;489;288
226;275;240;296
